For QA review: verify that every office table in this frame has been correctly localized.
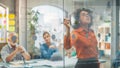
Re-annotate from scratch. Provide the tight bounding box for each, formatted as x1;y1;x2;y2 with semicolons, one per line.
0;57;106;68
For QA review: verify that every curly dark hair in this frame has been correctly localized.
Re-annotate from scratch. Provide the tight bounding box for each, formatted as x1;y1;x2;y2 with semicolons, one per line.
73;8;93;29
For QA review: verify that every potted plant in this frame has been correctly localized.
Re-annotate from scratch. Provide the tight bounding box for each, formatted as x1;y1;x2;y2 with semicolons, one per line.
27;10;40;58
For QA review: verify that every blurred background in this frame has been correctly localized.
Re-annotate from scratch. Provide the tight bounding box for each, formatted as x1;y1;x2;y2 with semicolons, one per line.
0;0;120;68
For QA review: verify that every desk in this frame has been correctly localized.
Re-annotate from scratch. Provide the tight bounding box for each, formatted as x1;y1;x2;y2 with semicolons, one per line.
64;57;106;68
0;57;106;68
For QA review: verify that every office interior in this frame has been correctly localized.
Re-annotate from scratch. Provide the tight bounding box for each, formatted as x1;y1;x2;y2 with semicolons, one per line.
0;0;119;68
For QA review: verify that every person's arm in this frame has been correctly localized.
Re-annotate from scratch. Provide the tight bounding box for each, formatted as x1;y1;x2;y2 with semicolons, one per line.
17;46;31;60
1;45;21;62
21;51;31;60
5;50;18;62
40;46;51;59
49;45;58;52
64;18;73;50
64;32;78;49
64;32;71;49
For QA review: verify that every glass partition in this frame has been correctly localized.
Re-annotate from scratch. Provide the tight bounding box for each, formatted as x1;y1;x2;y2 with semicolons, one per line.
0;0;119;68
63;0;112;68
26;0;114;68
27;0;65;67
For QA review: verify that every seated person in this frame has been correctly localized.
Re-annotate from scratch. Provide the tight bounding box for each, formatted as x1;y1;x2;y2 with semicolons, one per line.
1;32;30;62
40;31;57;59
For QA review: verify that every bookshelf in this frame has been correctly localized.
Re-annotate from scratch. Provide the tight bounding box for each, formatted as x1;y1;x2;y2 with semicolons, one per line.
98;23;111;56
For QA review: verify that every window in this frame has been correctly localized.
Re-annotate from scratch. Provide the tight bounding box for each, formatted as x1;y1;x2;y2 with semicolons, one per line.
31;5;67;48
0;3;8;43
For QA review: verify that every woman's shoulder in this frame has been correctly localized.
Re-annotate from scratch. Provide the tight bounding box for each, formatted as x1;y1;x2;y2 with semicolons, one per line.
89;29;94;32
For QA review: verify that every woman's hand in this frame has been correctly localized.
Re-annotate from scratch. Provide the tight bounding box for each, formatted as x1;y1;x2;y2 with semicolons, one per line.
64;18;71;30
49;45;56;49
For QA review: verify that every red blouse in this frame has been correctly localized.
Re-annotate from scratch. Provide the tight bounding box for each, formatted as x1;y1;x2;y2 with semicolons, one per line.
64;27;98;59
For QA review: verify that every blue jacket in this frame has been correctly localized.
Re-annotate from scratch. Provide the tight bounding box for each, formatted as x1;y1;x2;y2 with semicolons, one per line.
40;43;57;59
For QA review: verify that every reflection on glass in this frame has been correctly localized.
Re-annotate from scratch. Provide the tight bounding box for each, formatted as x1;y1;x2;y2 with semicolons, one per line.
63;0;112;68
64;8;99;68
27;2;66;67
26;0;112;68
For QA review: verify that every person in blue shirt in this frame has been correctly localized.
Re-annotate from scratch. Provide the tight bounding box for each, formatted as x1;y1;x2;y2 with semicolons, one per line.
40;31;57;59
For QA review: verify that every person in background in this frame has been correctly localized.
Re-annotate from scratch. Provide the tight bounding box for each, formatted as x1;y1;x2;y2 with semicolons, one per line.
40;31;57;59
1;32;30;62
64;8;99;68
70;47;76;57
107;33;111;43
65;47;76;58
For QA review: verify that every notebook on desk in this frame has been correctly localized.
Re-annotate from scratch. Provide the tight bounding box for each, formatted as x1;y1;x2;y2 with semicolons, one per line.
9;60;37;68
9;60;37;65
